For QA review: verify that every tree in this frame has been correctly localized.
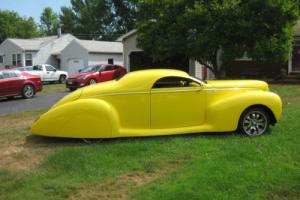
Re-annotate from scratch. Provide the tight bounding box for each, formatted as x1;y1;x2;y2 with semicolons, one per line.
0;10;39;43
40;7;60;35
59;0;138;40
60;6;79;34
137;0;300;77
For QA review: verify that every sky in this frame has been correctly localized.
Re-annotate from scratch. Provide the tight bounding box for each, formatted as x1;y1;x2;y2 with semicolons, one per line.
0;0;71;23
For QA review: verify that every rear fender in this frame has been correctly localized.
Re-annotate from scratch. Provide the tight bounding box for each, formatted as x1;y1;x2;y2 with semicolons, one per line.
31;99;120;138
206;91;282;131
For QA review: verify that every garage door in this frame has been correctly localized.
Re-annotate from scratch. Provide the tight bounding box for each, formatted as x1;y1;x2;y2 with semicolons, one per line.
68;59;84;75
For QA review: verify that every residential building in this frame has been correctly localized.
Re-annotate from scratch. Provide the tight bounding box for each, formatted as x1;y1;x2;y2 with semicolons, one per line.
61;39;123;74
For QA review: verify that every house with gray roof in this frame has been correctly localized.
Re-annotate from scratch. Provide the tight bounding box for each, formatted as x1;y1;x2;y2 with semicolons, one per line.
0;34;76;70
0;33;123;74
60;39;123;74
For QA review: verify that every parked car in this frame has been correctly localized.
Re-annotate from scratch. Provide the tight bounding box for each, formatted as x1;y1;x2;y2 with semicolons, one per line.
16;66;34;72
66;64;126;91
31;69;282;138
17;64;68;83
0;70;42;99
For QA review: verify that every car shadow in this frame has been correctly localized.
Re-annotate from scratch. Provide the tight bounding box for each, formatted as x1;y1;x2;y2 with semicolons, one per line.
24;131;238;147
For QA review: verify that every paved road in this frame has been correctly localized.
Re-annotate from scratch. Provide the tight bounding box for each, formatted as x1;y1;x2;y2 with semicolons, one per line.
0;92;68;116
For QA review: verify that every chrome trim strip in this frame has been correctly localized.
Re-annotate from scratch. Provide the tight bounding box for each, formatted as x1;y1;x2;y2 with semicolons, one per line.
151;89;201;94
85;87;258;98
203;87;258;91
86;91;149;98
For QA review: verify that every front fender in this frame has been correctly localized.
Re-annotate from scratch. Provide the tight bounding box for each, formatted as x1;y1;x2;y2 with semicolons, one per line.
31;99;120;138
206;91;282;131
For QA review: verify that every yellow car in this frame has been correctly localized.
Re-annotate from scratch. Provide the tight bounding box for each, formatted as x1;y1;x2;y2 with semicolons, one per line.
31;69;282;138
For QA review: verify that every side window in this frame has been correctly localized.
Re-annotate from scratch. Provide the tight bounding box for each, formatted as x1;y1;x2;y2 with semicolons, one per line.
46;65;56;71
0;73;3;79
33;65;42;71
0;56;3;64
1;72;19;79
153;76;200;89
105;65;114;71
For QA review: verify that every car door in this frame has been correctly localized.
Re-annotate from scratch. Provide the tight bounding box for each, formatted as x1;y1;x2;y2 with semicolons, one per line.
150;76;206;129
45;65;57;81
0;72;23;96
99;65;115;81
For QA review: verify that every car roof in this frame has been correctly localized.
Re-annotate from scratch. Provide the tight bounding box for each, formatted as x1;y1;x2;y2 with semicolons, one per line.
117;69;191;91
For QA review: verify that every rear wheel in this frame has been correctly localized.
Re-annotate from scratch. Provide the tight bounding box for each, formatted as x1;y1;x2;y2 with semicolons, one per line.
238;107;270;136
59;75;67;84
22;84;35;99
89;79;97;85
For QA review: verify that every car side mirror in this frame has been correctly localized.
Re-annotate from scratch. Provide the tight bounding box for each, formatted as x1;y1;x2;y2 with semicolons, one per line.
54;69;57;72
78;69;82;73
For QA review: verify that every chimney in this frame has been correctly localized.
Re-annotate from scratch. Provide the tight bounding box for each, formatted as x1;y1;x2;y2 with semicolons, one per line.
57;27;62;38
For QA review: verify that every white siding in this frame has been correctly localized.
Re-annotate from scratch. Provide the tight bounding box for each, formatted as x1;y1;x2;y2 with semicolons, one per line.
88;53;123;66
60;41;89;73
0;40;23;69
123;33;142;71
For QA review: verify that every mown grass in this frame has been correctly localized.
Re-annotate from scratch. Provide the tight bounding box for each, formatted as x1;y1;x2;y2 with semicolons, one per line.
41;83;68;94
0;84;299;200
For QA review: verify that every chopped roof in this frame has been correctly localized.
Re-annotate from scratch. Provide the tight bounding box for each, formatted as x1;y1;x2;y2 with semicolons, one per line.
75;39;123;53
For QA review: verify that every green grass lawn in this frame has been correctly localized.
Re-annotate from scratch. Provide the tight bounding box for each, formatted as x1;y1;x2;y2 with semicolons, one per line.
0;85;299;200
40;83;69;94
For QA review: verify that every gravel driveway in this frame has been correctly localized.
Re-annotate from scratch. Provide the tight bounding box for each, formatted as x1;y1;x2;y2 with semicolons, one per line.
0;92;68;116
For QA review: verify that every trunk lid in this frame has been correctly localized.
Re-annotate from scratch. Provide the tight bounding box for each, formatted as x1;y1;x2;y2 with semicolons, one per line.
207;80;269;91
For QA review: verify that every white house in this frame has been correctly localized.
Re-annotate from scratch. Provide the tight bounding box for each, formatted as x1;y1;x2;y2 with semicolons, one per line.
0;33;123;75
0;34;76;70
60;39;123;74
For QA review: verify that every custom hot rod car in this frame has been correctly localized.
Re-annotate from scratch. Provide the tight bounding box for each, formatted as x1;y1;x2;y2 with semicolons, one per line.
31;69;282;138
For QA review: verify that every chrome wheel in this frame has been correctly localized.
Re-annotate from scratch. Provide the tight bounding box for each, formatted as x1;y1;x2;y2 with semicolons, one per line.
242;110;269;136
89;79;97;85
23;85;35;98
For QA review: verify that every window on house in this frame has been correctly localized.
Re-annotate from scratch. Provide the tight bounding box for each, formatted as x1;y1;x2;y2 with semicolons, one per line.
108;58;114;64
153;76;201;88
12;54;16;65
0;56;3;63
25;53;32;66
17;54;21;66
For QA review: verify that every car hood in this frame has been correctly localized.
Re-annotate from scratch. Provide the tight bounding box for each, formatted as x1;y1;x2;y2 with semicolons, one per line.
69;72;91;79
206;80;269;91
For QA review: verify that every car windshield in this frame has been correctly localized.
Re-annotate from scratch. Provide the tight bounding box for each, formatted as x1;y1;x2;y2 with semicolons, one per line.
80;66;102;73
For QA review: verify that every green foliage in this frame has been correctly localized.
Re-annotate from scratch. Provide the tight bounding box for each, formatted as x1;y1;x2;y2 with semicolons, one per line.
0;10;39;43
59;0;138;40
137;0;300;77
40;7;60;36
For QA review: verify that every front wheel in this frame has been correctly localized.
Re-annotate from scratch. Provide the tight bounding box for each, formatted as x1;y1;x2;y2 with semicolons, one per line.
22;84;35;99
238;107;270;136
89;79;97;85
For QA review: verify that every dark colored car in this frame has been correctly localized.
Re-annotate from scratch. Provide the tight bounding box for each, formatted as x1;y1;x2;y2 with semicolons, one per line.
66;64;126;91
0;70;43;99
